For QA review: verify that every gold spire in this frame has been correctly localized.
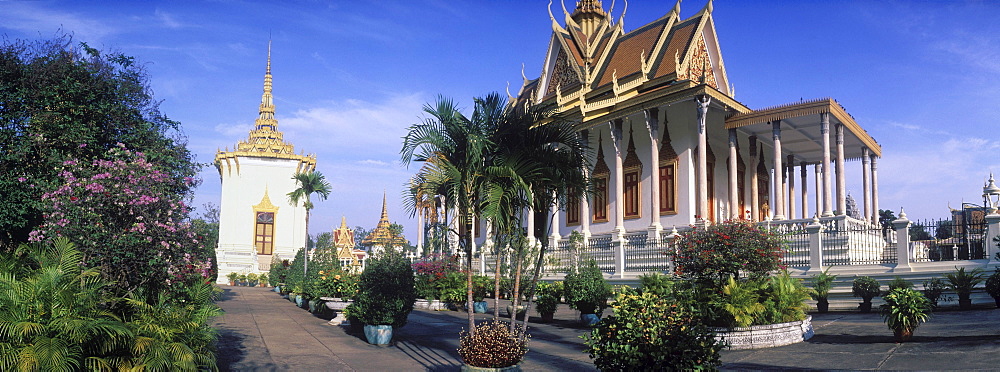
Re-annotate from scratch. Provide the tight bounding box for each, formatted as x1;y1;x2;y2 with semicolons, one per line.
216;42;316;170
380;191;389;221
362;191;408;248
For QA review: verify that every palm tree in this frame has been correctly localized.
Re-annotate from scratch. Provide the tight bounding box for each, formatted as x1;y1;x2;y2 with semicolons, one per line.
287;171;332;279
401;94;504;333
489;103;589;335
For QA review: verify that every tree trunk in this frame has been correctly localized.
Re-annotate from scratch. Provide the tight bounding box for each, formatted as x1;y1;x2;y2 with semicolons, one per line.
304;209;310;279
463;207;475;335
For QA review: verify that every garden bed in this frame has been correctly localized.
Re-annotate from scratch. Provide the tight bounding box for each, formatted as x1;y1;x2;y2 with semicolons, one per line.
713;316;813;350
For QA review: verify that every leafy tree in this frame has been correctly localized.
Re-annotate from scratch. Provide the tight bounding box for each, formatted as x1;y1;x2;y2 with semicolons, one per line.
0;36;198;248
353;226;372;249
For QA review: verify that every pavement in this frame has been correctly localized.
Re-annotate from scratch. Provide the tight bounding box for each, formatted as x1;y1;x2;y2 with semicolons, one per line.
213;286;1000;371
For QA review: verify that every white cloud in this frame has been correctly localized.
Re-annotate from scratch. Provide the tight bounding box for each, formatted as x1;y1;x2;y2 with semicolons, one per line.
154;9;184;29
358;159;389;166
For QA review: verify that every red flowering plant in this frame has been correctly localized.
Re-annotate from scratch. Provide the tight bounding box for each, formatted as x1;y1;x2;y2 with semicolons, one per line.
671;220;785;287
29;144;213;303
411;253;465;300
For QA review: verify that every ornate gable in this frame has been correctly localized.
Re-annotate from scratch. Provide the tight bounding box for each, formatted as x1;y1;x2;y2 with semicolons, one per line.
622;125;642;172
593;133;610;176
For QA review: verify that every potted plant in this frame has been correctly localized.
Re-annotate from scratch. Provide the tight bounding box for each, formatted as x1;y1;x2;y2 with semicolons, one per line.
986;268;1000;308
259;273;269;287
886;276;913;292
346;248;416;345
237;273;248;287
564;259;611;326
457;319;527;371
922;277;949;309
880;287;931;342
945;267;984;310
246;273;259;287
534;282;559;323
472;275;492;314
852;276;880;313
227;272;239;286
809;267;837;313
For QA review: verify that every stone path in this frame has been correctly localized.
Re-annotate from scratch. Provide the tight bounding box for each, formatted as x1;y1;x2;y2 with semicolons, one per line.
213;286;1000;371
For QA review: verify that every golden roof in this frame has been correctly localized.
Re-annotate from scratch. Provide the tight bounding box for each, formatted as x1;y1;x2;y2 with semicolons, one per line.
361;192;409;248
215;42;316;175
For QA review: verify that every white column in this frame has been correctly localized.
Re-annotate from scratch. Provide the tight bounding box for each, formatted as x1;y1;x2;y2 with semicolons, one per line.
728;129;739;221
611;119;626;235
821;113;833;217
417;208;424;255
787;155;796;220
526;203;536;248
580;131;592;239
801;161;808;219
772;121;785;220
749;136;759;221
871;154;880;225
836;123;846;216
645;108;662;232
862;147;871;223
696;96;711;225
815;164;822;218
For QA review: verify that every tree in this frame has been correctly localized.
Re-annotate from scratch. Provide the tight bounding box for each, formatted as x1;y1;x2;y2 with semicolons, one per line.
0;36;198;249
401;94;501;333
287;171;332;281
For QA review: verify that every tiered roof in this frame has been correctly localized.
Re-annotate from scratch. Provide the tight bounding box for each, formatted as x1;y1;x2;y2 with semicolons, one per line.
519;0;743;122
216;42;317;175
361;193;409;248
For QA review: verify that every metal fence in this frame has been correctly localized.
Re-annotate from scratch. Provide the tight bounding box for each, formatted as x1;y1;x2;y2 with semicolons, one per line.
767;221;811;268
623;232;672;273
911;218;987;262
821;218;895;266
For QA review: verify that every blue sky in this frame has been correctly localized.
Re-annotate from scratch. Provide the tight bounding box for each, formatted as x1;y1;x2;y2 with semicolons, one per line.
3;0;999;241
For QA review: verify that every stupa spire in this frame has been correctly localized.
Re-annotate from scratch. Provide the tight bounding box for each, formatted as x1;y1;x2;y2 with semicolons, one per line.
381;190;389;221
256;40;276;130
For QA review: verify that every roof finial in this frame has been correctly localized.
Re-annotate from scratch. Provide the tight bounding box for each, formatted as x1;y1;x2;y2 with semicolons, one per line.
266;39;272;75
381;190;389;220
340;215;348;229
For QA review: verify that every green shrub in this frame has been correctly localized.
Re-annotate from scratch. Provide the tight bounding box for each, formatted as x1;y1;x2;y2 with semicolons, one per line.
887;276;913;293
852;276;880;301
563;260;611;314
880;288;931;336
809;267;837;300
227;271;239;284
346;249;416;327
985;268;1000;300
584;288;724;370
259;273;269;287
534;282;559;315
639;272;676;298
720;277;765;328
472;275;492;302
458;319;527;368
760;271;812;324
946;267;984;310
922;277;949;308
310;269;359;299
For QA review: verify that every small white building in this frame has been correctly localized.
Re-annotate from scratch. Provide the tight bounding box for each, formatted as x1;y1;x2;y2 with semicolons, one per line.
214;45;316;283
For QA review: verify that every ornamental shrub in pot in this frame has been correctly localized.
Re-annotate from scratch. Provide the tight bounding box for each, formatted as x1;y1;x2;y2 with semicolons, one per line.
945;267;984;310
534;282;559;322
985;268;1000;308
852;276;880;313
809;267;837;313
922;277;949;309
227;272;239;286
346;248;417;345
563;259;611;326
880;288;931;342
458;319;527;371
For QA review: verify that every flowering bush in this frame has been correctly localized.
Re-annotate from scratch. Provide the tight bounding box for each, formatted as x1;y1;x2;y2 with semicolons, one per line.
311;269;359;300
29;145;212;302
672;220;785;285
412;253;464;300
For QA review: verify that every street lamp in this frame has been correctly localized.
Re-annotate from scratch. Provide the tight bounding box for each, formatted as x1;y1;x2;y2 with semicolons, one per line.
983;173;1000;214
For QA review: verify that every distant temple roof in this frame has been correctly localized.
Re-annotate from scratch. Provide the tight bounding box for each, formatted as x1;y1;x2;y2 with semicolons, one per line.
361;192;409;248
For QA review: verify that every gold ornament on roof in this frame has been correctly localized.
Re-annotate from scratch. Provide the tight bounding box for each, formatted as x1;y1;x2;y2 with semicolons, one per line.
361;192;409;248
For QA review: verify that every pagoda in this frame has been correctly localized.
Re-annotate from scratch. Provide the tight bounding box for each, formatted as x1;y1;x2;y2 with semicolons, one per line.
213;42;317;283
362;193;409;254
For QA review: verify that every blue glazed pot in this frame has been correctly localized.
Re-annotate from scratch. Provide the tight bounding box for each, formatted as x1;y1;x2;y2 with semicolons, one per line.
473;301;488;314
295;295;304;307
580;313;601;326
363;324;393;345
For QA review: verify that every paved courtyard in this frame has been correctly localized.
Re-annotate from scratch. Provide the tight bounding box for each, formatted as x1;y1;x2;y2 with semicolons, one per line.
213;286;1000;371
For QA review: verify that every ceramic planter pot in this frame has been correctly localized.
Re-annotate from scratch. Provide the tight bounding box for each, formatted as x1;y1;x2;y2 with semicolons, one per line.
473;301;488;314
816;298;829;313
540;312;554;323
580;313;600;326
506;305;526;320
364;324;393;345
893;328;914;343
859;301;873;313
460;363;522;372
